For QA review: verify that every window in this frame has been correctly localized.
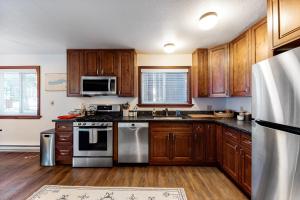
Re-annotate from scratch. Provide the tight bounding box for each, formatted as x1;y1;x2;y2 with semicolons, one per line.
0;66;40;119
138;66;192;107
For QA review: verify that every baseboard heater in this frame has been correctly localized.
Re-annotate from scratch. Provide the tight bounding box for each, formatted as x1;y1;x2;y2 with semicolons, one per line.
0;145;40;152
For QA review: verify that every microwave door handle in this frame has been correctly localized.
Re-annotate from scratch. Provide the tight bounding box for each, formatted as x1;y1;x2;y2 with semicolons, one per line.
108;78;111;92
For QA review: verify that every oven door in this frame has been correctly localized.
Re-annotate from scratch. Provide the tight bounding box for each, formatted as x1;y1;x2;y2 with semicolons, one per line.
73;127;113;157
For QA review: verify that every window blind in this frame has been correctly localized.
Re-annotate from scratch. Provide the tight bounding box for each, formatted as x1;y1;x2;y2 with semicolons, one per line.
141;68;188;104
0;69;38;115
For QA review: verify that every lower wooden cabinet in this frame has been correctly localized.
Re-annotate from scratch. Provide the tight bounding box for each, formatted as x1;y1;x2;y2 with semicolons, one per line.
223;136;240;182
55;122;73;165
150;122;193;165
193;123;206;162
222;127;252;196
216;125;223;166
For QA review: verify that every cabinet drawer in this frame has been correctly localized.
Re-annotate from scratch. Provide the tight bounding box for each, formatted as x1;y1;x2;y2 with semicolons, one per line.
56;146;72;156
151;122;192;132
55;122;73;132
56;132;73;142
240;134;252;150
223;128;240;142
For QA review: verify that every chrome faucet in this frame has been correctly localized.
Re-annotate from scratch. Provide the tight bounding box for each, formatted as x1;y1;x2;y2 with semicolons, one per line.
164;108;169;117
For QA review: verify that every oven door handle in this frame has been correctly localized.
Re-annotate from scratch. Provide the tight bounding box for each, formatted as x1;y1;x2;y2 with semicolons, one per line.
94;128;113;131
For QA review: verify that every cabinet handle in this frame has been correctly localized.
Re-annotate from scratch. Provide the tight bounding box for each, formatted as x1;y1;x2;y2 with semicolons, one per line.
60;126;66;129
97;68;99;75
102;69;104;75
235;145;238;151
194;133;198;141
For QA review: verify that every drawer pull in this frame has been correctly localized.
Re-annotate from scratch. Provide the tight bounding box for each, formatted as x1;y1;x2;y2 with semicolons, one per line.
60;126;66;129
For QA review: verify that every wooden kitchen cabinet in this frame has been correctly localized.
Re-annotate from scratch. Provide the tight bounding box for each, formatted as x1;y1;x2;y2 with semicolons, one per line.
251;18;268;64
100;50;119;76
67;49;136;97
55;122;73;165
230;30;251;97
222;127;252;196
205;124;216;163
193;123;206;162
208;44;230;97
84;50;99;76
223;135;240;182
67;50;85;97
268;0;300;49
118;50;136;97
216;125;223;166
192;49;208;97
150;122;193;165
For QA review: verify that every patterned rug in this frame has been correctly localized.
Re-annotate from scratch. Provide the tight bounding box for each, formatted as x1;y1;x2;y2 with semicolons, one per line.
26;185;188;200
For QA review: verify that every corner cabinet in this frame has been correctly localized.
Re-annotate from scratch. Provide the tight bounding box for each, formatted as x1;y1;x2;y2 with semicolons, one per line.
208;44;230;97
67;49;136;97
268;0;300;49
229;30;251;97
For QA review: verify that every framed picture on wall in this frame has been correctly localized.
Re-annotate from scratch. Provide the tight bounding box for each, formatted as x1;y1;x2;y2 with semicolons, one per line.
45;73;67;91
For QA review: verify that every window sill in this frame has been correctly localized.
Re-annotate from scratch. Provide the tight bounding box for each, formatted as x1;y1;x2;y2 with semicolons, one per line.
137;104;194;108
0;115;42;119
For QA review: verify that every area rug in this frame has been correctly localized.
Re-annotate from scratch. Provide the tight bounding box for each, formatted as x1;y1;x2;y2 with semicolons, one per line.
26;185;188;200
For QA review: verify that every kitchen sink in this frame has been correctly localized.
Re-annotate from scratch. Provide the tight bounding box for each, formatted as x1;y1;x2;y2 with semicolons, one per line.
153;116;183;120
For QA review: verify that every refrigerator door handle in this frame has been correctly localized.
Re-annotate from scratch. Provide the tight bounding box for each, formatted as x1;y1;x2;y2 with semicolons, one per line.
255;120;300;135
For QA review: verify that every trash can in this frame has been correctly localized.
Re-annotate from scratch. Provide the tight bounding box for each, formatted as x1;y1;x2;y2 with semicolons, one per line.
40;129;55;166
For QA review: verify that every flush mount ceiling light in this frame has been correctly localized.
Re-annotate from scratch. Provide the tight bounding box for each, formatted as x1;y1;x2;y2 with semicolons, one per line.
199;12;218;30
163;43;176;53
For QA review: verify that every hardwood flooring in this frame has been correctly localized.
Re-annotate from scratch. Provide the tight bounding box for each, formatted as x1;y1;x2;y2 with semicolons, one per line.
0;153;248;200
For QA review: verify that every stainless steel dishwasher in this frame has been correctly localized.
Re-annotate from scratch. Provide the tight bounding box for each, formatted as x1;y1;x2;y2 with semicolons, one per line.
118;122;149;163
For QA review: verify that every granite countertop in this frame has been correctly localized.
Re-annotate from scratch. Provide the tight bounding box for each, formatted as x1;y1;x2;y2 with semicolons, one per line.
53;115;252;134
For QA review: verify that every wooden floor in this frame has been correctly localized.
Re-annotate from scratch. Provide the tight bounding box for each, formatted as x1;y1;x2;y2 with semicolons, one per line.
0;153;247;200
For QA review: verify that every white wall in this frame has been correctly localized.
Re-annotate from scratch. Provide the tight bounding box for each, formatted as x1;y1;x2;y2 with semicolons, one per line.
0;53;249;147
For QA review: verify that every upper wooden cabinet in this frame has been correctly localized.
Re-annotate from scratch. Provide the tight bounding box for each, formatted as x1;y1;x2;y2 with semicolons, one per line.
67;49;136;97
118;50;136;97
251;18;268;64
230;30;251;97
67;50;85;96
268;0;300;49
100;50;119;76
192;49;208;97
208;44;230;97
84;50;99;76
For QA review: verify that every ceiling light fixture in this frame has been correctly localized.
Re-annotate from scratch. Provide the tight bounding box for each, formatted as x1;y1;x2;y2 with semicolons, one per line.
199;12;218;30
163;43;176;53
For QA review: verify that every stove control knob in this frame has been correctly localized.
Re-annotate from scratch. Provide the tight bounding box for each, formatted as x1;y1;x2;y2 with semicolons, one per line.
92;123;95;126
82;122;86;126
78;123;81;126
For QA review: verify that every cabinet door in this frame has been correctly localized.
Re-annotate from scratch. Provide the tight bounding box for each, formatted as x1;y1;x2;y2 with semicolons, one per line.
216;125;223;166
223;138;240;182
100;50;119;76
251;18;268;64
118;51;135;97
172;132;193;163
85;50;100;76
208;44;229;97
269;0;300;48
240;147;252;195
150;131;171;164
67;50;84;96
192;49;208;97
205;124;216;163
230;31;251;96
193;123;206;162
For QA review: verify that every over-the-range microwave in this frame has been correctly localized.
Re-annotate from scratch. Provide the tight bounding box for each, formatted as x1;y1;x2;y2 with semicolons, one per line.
81;76;117;96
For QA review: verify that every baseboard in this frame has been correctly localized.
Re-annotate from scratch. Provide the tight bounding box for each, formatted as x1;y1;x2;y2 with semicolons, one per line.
0;145;40;152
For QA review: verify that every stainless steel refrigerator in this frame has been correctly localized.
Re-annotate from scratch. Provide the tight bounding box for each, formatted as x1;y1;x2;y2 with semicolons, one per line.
252;46;300;200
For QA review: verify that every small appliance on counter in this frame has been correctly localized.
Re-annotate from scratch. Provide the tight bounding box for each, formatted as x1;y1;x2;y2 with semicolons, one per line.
72;104;121;167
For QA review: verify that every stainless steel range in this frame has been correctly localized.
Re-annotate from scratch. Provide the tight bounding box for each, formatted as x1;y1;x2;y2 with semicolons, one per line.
72;104;121;167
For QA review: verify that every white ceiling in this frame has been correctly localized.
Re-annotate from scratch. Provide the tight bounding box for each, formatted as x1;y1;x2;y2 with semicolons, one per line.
0;0;266;54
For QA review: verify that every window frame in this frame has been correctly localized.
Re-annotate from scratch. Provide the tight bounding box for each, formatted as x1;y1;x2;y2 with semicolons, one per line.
138;66;193;107
0;66;41;119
